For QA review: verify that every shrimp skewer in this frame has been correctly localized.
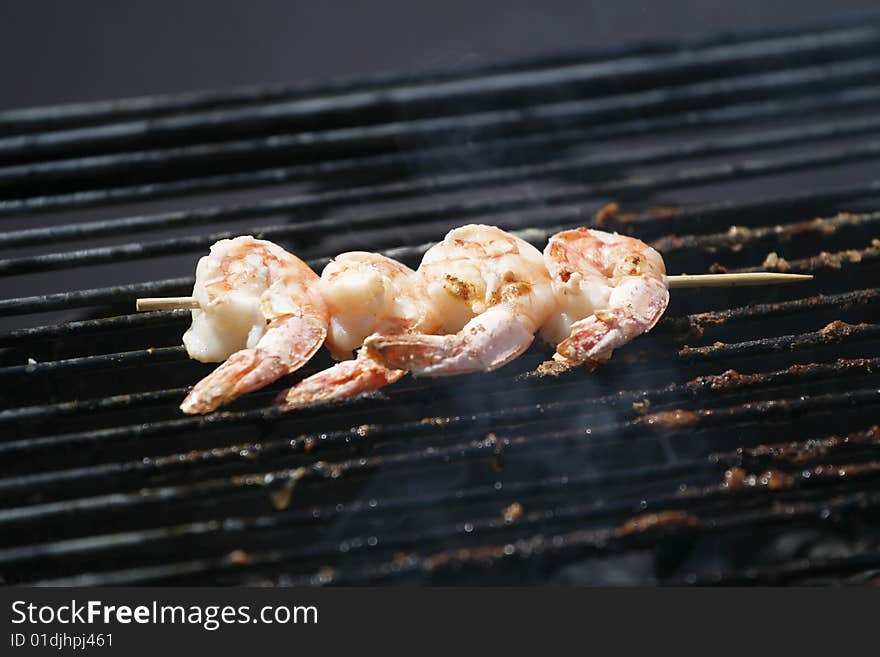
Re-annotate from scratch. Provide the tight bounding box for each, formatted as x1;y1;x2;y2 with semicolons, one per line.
284;252;440;406
540;227;669;368
180;236;328;414
164;224;810;412
364;225;555;376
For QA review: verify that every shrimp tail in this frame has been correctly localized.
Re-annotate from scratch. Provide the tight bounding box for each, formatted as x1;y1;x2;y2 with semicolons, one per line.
283;348;406;407
181;315;326;414
364;307;534;376
555;277;669;365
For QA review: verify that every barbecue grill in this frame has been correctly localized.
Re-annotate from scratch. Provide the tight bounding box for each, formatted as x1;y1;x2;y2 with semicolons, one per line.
2;11;880;586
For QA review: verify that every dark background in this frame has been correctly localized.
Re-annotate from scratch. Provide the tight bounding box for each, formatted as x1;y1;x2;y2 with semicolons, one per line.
2;1;879;111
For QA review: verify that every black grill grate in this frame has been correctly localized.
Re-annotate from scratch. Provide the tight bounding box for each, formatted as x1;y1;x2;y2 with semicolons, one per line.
2;12;880;586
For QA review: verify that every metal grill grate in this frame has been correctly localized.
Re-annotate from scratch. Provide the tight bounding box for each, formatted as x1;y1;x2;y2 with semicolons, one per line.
2;12;880;586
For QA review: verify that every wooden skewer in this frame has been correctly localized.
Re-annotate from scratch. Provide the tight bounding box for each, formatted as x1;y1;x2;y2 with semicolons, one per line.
135;273;813;311
136;296;201;312
666;272;813;288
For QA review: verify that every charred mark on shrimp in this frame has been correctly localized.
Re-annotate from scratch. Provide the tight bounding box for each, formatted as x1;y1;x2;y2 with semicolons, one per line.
443;274;477;301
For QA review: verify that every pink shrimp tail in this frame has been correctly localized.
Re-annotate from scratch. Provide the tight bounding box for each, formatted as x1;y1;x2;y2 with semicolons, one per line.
283;349;406;407
181;316;326;414
556;277;669;365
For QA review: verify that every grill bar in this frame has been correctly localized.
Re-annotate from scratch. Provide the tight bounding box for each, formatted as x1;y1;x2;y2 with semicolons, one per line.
5;53;880;212
687;552;880;585
25;494;880;585
5;137;880;277
5;424;879;582
288;488;880;587
1;184;878;315
5;26;879;166
4;111;880;252
0;460;710;569
4;357;878;483
0;346;186;381
4;10;878;136
6;420;878;575
5;61;880;198
17;9;880;136
17;434;880;586
0;278;192;317
661;288;880;337
10;86;880;204
0;310;189;347
679;321;880;361
735;241;880;274
20;467;880;585
652;211;880;255
0;387;190;425
3;404;878;542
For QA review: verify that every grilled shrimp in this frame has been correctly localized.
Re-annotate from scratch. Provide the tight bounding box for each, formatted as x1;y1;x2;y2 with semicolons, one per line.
364;224;554;375
180;236;328;414
540;227;668;367
284;252;440;406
